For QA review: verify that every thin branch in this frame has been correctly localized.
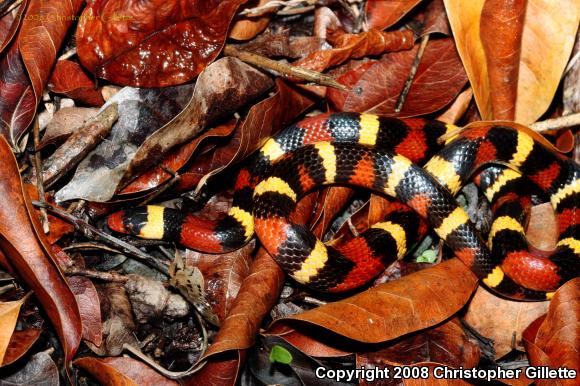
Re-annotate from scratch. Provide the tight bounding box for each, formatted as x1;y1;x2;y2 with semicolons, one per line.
32;201;169;275
65;266;128;282
530;112;580;132
395;34;429;113
224;45;348;91
31;118;49;233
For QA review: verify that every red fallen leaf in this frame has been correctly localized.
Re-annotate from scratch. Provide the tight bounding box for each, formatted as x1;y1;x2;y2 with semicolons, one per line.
75;356;178;386
76;0;247;87
357;319;480;385
0;0;27;54
68;276;103;347
179;79;317;192
0;42;35;148
269;259;478;343
2;328;42;367
0;0;82;148
0;136;82;367
120;120;238;195
523;279;579;386
480;0;526;120
48;60;104;106
365;0;423;31
326;60;378;114
182;351;243;386
328;38;468;116
294;29;414;74
415;0;451;37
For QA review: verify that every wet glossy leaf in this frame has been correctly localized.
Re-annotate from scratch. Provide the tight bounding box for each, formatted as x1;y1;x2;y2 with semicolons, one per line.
76;0;247;87
444;0;580;123
270;259;478;343
327;38;468;117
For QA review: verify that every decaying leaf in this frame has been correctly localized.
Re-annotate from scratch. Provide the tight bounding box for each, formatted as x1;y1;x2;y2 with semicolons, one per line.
86;283;137;357
0;350;59;386
124;274;190;323
523;279;579;386
55;84;194;202
169;251;220;326
464;286;549;359
68;276;103;347
119;57;274;191
38;106;99;149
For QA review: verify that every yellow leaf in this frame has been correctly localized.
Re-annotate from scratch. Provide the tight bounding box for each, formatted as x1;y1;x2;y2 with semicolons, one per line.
0;296;26;365
444;0;580;124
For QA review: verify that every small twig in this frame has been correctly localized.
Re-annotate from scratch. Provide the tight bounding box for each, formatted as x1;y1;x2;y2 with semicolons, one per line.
32;200;169;275
42;103;118;188
63;242;123;254
395;34;430;113
530;112;580;132
65;266;128;282
224;45;348;91
158;245;175;261
31;118;50;234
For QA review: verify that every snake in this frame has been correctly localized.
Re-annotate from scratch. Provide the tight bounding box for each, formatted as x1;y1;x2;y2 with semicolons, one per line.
107;113;580;300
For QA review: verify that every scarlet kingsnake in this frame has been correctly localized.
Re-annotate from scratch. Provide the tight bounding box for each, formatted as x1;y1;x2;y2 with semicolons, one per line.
108;113;580;300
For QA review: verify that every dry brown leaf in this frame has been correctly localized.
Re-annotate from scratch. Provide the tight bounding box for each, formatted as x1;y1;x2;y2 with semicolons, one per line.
365;0;423;31
270;259;478;343
444;0;580;123
464;286;549;359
